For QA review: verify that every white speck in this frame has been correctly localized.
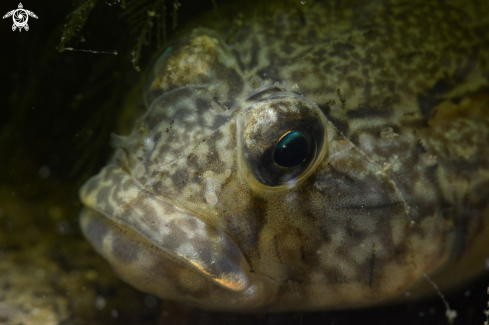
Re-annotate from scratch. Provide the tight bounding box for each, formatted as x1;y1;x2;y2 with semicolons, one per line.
39;166;51;178
225;169;232;178
95;296;106;310
445;310;457;323
144;136;155;151
405;291;411;297
205;192;218;206
111;309;119;318
485;258;489;270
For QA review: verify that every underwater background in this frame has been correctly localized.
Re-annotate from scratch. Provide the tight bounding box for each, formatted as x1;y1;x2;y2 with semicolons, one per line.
0;0;488;324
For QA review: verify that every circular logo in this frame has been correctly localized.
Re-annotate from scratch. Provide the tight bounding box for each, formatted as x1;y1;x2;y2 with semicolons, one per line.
3;3;38;32
13;9;28;28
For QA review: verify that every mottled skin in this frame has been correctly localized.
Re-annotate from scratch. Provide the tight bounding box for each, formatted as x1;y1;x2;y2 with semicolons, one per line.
79;0;489;312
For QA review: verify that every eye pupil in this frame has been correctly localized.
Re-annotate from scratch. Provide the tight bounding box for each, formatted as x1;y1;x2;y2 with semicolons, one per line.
274;131;309;168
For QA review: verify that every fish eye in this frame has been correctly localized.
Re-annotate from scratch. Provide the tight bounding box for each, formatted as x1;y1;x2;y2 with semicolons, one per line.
274;131;309;168
237;87;328;191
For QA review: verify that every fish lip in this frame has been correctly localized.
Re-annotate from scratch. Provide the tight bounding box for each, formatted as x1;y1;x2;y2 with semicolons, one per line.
79;164;251;293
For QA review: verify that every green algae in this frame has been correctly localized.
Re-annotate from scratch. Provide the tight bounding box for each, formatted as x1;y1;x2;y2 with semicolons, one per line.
57;0;183;71
57;0;101;52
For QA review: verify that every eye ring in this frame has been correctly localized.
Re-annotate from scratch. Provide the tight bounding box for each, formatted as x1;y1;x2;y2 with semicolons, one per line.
237;87;328;192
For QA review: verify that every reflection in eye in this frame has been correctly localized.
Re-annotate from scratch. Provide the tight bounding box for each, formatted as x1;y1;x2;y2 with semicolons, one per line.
274;131;309;168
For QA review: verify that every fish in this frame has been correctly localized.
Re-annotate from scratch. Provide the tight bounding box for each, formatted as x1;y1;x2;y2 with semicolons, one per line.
78;0;489;312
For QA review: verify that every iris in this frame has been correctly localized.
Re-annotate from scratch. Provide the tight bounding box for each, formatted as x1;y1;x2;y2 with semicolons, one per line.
274;131;308;168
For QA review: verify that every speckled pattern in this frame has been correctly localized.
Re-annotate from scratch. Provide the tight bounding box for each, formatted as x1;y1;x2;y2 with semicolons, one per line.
79;0;489;312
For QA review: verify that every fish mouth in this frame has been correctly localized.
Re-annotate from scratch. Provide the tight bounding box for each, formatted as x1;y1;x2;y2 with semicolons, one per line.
79;163;251;293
